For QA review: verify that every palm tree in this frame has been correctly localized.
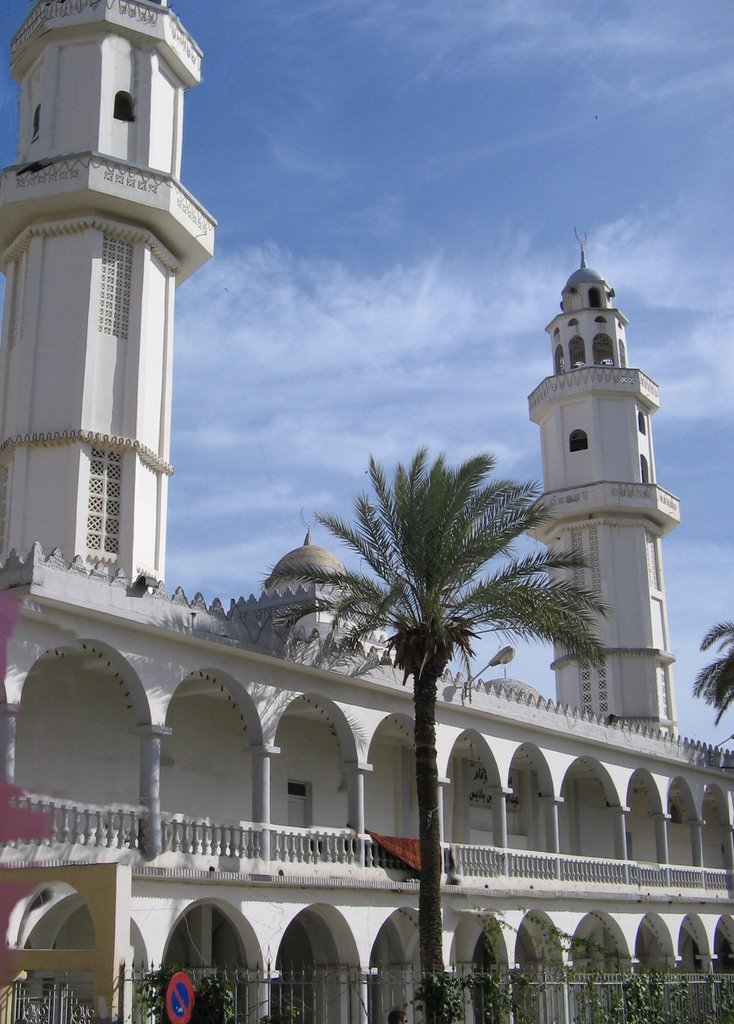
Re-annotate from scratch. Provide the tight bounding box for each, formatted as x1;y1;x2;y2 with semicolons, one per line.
693;621;734;724
267;449;605;979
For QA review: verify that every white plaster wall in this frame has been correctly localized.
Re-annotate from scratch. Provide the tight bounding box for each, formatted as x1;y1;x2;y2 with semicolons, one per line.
135;250;169;452
18;65;43;162
668;821;694;866
271;715;347;829
605;528;656;648
627;788;658;862
99;35;136;162
19;232;93;435
52;42;102;155
128;459;162;577
16;657;139;805
365;738;416;836
148;60;176;174
6;447;81;558
161;690;252;823
561;778;614;857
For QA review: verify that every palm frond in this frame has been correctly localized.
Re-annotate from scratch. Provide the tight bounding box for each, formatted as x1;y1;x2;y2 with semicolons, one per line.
271;448;604;677
693;621;734;724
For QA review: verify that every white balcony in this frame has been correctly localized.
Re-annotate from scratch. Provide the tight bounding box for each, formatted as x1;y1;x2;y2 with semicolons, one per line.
529;366;660;417
5;795;731;902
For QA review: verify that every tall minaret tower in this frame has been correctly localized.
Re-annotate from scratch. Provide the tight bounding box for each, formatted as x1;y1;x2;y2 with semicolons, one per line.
0;0;214;581
529;247;680;730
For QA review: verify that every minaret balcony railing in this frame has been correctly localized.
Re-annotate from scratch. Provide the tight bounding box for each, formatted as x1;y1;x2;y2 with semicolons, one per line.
539;480;681;533
0;153;214;280
4;795;731;900
529;366;659;415
12;0;201;85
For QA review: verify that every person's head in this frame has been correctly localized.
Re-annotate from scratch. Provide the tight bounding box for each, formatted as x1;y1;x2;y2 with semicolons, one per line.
388;1010;407;1024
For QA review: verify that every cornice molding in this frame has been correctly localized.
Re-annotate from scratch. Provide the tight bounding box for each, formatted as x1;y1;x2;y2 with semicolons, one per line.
0;429;173;476
1;213;179;273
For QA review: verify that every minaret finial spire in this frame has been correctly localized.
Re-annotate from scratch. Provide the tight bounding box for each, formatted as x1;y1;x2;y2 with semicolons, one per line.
574;227;588;268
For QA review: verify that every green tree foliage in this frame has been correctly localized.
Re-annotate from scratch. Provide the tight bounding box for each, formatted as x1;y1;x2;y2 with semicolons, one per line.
134;965;234;1024
268;449;605;979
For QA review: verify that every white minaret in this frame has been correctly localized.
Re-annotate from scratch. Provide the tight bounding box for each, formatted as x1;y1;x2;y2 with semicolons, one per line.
529;247;680;730
0;0;214;581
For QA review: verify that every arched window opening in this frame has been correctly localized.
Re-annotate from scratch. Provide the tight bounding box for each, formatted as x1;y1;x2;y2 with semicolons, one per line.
569;335;586;367
638;411;646;435
594;316;607;323
32;104;40;141
569;429;588;452
588;287;601;308
554;344;565;375
114;91;135;122
619;339;627;367
593;333;614;365
553;326;560;336
568;318;579;326
640;455;649;483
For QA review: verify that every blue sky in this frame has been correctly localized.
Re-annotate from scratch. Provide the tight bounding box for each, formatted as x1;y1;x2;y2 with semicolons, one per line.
0;0;732;745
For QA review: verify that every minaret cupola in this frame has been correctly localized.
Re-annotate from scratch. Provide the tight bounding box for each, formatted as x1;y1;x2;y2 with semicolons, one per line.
548;248;629;377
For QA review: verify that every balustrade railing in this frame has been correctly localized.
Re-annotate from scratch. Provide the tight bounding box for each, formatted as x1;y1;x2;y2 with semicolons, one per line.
4;796;732;896
8;794;141;850
269;826;360;866
162;818;261;859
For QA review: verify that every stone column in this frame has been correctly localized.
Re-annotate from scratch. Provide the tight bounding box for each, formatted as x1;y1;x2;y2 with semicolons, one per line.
610;805;630;883
720;824;734;872
611;805;629;859
343;760;372;867
251;744;279;862
490;786;510;848
0;702;19;784
135;724;171;859
653;811;670;864
541;795;562;853
540;795;563;879
437;776;450;841
689;818;704;868
343;761;372;836
358;972;369;1024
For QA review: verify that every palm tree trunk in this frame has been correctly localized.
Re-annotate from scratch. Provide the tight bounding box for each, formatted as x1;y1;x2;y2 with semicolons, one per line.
413;665;445;976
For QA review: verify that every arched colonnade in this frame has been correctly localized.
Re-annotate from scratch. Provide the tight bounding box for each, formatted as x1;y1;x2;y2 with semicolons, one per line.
1;640;732;871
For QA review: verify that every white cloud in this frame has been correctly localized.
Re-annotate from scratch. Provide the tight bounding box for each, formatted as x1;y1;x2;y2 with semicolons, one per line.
262;0;727;83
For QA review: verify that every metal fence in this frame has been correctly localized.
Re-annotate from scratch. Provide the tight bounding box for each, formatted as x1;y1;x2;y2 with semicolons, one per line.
12;967;734;1024
9;976;95;1024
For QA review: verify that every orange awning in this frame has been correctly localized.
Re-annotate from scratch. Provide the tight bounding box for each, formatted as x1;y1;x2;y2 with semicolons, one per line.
366;829;421;871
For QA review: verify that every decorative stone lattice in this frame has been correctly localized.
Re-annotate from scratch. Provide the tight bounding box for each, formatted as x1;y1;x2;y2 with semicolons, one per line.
581;663;592;713
597;664;609;716
657;664;669;720
588;524;601;593
86;448;121;555
570;528;585;589
646;531;661;591
98;235;132;339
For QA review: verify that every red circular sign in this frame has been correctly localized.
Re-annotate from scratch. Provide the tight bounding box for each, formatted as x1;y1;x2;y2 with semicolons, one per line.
166;971;194;1024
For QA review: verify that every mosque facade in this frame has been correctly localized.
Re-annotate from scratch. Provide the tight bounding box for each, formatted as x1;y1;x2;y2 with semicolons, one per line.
0;3;732;1023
